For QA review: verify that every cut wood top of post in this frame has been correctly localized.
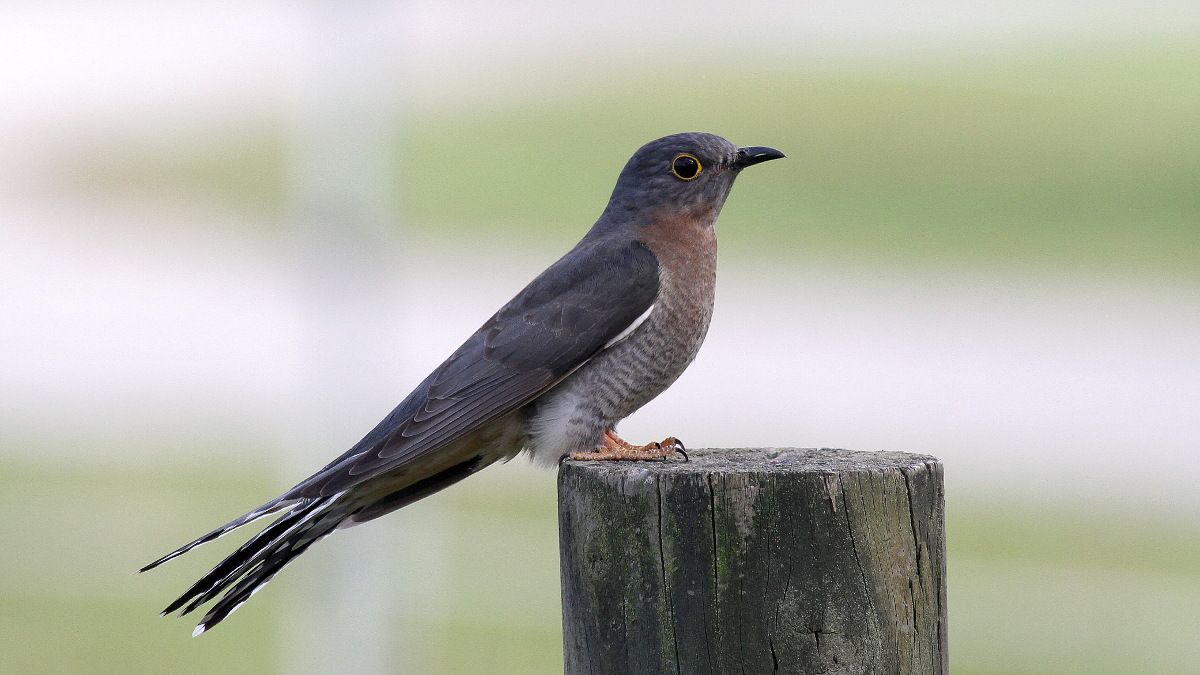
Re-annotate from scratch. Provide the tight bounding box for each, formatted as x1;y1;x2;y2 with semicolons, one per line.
561;447;940;477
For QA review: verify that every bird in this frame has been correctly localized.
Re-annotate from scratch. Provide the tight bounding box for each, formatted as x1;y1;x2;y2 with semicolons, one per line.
141;131;784;635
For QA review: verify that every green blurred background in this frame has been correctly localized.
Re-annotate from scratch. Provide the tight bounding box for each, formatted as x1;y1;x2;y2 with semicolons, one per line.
2;2;1198;674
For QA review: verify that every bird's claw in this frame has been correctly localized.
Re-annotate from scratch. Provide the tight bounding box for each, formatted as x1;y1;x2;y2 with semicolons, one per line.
566;433;689;462
659;437;688;461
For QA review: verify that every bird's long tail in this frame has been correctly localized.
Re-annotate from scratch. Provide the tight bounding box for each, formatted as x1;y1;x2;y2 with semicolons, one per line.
142;493;350;636
139;497;294;573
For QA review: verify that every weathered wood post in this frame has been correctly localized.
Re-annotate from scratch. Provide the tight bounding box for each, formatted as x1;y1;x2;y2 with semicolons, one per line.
558;447;946;675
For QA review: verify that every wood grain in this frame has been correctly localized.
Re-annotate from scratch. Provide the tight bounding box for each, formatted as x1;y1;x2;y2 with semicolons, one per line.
558;447;946;675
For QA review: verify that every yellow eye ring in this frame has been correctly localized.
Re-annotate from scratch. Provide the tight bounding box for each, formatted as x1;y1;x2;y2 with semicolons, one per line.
670;153;703;180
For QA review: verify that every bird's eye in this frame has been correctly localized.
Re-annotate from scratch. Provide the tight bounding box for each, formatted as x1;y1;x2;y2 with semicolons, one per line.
670;153;702;181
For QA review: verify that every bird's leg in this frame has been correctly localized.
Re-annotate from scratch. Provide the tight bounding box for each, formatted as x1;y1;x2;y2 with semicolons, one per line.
603;429;635;451
568;429;688;461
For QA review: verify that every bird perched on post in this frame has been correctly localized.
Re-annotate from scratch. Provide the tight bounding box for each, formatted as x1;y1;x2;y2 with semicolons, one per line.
142;131;784;635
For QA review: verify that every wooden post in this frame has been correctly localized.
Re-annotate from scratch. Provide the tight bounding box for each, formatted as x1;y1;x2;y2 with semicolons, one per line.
558;447;946;675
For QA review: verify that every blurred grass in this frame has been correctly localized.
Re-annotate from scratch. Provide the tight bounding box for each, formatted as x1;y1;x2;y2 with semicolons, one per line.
3;456;1198;674
67;42;1200;276
0;461;283;675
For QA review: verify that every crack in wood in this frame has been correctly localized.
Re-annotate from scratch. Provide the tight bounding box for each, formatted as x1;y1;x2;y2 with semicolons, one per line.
706;472;720;631
837;476;872;596
655;478;682;675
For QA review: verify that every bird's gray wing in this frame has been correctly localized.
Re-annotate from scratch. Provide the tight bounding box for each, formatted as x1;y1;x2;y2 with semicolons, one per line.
286;236;660;498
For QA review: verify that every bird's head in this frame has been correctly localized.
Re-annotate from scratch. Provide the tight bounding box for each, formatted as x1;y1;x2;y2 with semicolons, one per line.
599;132;784;227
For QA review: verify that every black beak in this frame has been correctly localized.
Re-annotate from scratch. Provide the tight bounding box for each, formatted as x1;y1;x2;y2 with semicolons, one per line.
733;146;786;169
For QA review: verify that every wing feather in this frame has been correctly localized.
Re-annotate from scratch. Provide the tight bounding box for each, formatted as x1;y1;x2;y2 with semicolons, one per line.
285;236;659;498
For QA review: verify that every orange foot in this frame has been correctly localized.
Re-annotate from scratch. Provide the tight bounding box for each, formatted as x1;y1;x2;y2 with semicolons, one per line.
568;429;688;462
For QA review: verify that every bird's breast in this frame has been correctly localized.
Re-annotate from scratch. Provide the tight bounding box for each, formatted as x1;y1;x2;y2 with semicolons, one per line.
627;208;720;398
524;212;718;462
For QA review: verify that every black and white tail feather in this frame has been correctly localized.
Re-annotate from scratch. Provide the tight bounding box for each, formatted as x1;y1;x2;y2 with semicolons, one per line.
140;492;349;636
142;454;489;635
